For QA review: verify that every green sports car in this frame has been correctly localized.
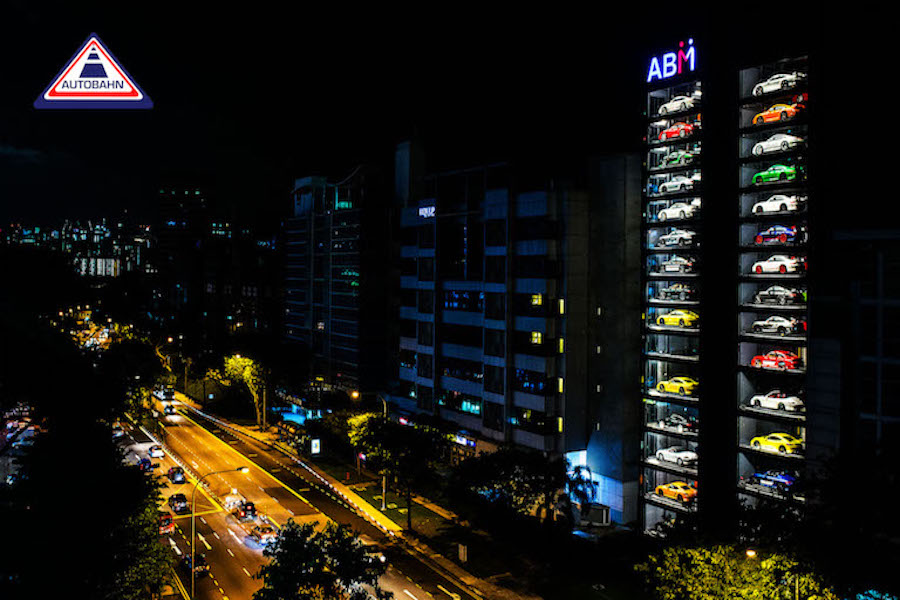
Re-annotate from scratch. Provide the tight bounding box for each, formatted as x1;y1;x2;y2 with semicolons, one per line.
660;150;695;168
752;164;799;184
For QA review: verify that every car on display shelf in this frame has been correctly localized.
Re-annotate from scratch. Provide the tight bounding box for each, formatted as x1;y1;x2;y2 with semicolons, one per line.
659;149;697;168
752;72;807;96
658;282;696;301
752;103;803;125
754;285;806;306
755;225;802;245
750;315;806;335
655;445;698;467
148;444;165;458
748;389;805;412
750;432;804;455
658;95;696;115
658;255;696;274
658;122;694;141
657;413;698;433
751;254;805;274
167;466;186;484
658;174;700;194
752;194;804;214
657;202;698;222
654;481;697;504
747;469;799;493
656;309;700;328
752;164;799;185
751;350;803;371
752;133;805;156
658;228;697;247
656;376;699;396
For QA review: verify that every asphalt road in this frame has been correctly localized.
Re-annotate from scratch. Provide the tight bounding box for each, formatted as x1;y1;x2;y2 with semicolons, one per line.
123;402;480;600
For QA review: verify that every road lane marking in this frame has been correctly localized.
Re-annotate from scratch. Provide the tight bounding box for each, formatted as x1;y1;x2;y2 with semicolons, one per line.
200;517;207;525
438;585;461;599
198;533;212;550
242;567;252;577
404;591;419;599
227;548;234;557
213;532;220;539
169;537;182;555
229;529;241;541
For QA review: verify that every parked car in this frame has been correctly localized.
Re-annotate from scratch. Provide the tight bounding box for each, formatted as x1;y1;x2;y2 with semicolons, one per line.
658;95;696;115
747;469;799;493
752;103;802;124
753;285;805;305
654;481;697;504
658;175;697;194
658;282;696;301
658;228;697;247
750;315;805;335
750;432;803;455
655;445;698;467
752;133;805;155
659;149;697;167
752;72;806;96
657;202;698;222
656;309;700;327
755;225;802;245
752;194;804;215
659;255;696;274
751;350;803;370
656;377;699;396
658;122;694;141
752;164;799;184
657;413;698;433
751;255;804;274
748;390;805;412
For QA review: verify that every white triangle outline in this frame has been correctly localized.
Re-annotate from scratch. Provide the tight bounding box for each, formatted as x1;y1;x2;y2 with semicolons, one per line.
43;36;144;101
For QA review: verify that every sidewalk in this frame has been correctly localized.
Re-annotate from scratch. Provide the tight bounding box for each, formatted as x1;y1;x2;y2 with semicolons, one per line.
174;393;541;600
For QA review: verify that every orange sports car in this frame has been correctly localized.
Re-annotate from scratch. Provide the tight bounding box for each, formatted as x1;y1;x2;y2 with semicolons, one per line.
753;104;800;125
654;481;697;504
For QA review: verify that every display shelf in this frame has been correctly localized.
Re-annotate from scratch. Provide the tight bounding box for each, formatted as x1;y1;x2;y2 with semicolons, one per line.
645;389;700;404
740;331;807;344
739;404;806;423
643;456;698;478
647;324;701;335
644;351;700;364
737;481;806;504
645;422;700;439
740;363;806;375
649;298;701;307
643;492;698;514
739;443;805;461
740;302;806;312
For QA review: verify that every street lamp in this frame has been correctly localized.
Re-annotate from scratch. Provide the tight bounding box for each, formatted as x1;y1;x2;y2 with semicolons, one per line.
190;466;249;599
377;394;389;511
745;548;798;600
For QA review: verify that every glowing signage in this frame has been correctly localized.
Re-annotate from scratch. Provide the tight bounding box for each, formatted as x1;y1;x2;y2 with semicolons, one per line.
310;438;321;455
647;39;696;83
418;206;436;218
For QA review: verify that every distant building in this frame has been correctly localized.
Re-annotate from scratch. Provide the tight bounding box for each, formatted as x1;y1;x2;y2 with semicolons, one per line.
283;167;393;394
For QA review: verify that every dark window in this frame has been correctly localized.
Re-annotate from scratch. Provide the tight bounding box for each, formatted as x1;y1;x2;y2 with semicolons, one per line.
418;322;434;346
485;365;504;394
417;385;433;411
859;360;877;414
399;349;416;370
485;329;505;356
483;401;504;431
485;220;506;247
485;256;506;283
400;258;416;276
417;354;433;379
439;324;483;348
418;225;435;249
485;293;505;320
418;258;434;281
440;356;483;383
400;288;416;308
399;319;416;338
418;290;434;313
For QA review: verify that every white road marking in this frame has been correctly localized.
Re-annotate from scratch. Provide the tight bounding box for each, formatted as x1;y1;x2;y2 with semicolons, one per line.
200;517;207;525
213;532;220;540
229;529;241;541
198;533;212;550
403;591;419;600
169;538;182;555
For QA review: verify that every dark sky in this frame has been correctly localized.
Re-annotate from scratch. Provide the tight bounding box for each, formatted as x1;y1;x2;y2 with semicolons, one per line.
0;2;864;227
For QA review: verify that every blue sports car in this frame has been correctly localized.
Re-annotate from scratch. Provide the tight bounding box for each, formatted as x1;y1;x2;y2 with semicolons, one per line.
748;469;798;492
755;225;801;245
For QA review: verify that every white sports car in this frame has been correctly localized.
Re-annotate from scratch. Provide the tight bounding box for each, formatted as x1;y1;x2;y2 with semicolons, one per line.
751;315;802;335
659;175;698;194
658;95;696;115
751;255;803;274
657;202;697;221
752;72;806;96
657;229;696;247
749;390;805;412
752;194;803;215
655;445;698;467
752;133;805;156
659;255;695;273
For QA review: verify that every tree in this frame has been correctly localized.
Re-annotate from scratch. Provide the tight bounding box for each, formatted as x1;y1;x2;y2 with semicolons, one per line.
254;520;391;600
635;544;839;600
223;354;266;427
348;414;447;531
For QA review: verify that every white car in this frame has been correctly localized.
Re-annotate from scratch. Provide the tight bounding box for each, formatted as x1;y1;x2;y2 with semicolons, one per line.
751;315;802;335
658;95;696;115
659;175;697;194
752;133;805;156
749;390;805;412
751;255;803;274
752;72;806;96
655;445;698;467
659;256;695;273
657;229;696;247
657;202;697;222
148;445;165;458
752;194;804;215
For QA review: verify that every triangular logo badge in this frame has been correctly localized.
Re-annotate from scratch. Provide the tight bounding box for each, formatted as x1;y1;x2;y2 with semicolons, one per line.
34;33;153;109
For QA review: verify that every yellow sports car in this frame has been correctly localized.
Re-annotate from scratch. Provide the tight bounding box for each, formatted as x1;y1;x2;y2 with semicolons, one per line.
654;481;697;504
749;432;803;454
656;309;700;327
656;377;699;396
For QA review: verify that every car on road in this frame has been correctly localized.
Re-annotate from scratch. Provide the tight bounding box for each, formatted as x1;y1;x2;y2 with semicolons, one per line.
656;376;699;396
655;445;698;467
167;466;186;484
752;133;805;156
234;501;257;522
168;493;189;514
750;432;804;455
163;405;176;416
654;481;697;504
183;553;209;574
148;445;165;458
751;350;803;371
748;390;805;412
251;525;278;545
159;512;175;535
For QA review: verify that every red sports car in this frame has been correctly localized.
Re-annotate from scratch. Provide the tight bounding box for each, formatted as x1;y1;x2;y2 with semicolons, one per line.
751;350;803;371
658;122;693;141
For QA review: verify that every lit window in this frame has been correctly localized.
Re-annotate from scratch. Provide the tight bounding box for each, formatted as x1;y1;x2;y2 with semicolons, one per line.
531;332;543;344
558;338;565;353
559;299;565;314
558;417;563;433
531;294;543;306
558;377;564;393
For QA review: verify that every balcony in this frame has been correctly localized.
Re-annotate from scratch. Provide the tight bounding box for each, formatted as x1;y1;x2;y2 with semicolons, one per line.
512;428;555;452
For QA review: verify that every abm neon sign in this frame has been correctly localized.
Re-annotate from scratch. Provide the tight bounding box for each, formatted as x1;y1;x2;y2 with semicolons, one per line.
647;39;696;83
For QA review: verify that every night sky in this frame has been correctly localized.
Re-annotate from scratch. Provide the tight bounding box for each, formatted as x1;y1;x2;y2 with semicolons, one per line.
0;3;866;227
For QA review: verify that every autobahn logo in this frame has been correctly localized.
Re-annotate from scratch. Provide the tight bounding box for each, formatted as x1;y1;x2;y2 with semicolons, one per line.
34;33;152;109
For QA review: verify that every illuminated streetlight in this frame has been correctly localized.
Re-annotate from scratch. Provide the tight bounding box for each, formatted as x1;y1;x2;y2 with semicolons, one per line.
350;390;360;400
746;549;757;559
